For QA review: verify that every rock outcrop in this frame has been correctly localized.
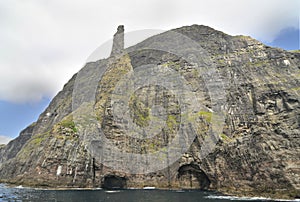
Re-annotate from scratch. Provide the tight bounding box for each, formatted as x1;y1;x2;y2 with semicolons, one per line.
0;25;299;199
110;25;124;56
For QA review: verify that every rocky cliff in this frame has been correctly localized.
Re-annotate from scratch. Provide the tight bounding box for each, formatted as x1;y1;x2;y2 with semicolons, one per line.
0;25;299;199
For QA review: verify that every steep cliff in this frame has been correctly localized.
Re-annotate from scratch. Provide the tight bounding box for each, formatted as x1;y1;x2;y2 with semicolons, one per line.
0;25;299;199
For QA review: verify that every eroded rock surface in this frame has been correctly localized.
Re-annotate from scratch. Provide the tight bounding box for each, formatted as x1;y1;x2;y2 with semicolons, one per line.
0;25;299;199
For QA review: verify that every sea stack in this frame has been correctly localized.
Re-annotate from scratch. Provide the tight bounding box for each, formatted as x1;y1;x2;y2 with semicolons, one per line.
110;25;124;56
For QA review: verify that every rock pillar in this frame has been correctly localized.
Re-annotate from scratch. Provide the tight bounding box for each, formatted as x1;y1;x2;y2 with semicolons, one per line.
110;25;124;56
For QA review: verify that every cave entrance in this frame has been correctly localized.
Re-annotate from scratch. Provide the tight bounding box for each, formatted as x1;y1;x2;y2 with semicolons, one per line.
178;164;210;189
101;175;127;189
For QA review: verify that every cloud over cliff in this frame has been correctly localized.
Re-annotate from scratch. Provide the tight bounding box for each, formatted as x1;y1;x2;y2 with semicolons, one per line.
0;0;299;103
0;135;12;145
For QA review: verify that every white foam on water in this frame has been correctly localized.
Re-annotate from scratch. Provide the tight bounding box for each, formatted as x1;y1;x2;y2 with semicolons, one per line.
14;185;30;189
105;190;121;193
143;187;156;190
206;195;300;201
15;185;24;189
128;187;138;190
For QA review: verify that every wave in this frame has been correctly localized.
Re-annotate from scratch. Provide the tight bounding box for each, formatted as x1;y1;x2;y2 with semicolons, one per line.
206;195;300;201
105;190;121;193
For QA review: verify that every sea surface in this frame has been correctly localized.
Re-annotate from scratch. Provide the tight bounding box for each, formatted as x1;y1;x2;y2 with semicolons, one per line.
0;184;299;202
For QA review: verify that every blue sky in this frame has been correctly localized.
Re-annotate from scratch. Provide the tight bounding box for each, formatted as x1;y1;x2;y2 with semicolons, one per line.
265;27;299;50
0;99;49;138
0;0;299;144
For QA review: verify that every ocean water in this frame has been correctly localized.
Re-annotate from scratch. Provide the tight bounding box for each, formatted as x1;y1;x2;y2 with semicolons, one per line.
0;184;299;202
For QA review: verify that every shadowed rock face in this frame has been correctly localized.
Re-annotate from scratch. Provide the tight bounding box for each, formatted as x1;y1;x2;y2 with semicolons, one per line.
0;25;299;199
0;123;35;164
102;175;127;189
178;164;210;190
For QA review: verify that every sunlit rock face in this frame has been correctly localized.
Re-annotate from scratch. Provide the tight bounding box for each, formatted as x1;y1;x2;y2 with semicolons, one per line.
110;25;124;57
0;25;299;199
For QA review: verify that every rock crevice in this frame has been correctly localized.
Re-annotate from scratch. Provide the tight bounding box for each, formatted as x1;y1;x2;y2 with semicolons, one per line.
0;25;299;199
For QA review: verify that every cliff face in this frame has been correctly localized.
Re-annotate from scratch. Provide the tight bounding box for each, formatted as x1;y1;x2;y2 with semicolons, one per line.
0;25;299;199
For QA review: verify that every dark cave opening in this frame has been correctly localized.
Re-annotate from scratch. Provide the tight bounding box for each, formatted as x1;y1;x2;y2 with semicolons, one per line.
178;164;210;189
101;175;127;189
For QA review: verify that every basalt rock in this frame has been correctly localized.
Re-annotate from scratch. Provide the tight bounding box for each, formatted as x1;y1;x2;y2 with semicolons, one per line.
0;25;299;199
110;25;124;56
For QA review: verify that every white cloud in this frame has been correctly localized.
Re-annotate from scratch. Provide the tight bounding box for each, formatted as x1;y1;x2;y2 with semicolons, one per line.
0;135;12;145
0;0;299;103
